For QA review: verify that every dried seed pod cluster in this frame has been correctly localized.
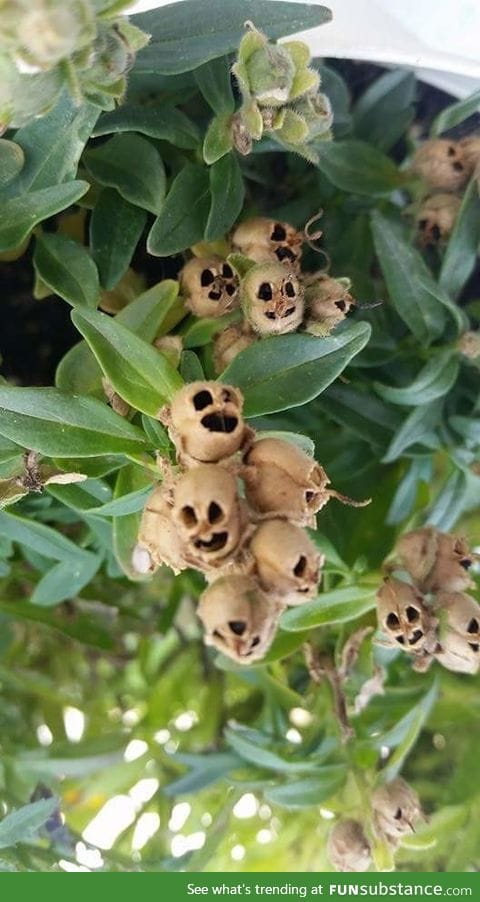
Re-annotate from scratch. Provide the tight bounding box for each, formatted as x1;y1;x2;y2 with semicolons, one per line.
134;382;368;664
377;526;479;674
411;135;480;245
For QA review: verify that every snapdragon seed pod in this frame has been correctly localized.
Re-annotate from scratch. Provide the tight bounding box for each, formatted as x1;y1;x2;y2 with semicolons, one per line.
396;527;474;593
411;139;470;191
180;255;238;318
232;217;303;268
163;381;248;464
372;778;423;844
416;193;461;246
376;577;437;657
213;324;256;375
304;274;355;336
136;486;187;575
434;591;480;675
328;820;372;873
250;519;322;604
241;261;304;335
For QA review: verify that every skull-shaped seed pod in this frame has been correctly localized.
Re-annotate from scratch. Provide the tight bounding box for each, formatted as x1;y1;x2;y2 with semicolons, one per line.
304;274;355;336
213;324;256;375
197;575;282;663
171;464;247;571
433;591;480;675
395;527;474;593
411;139;470;191
250;519;322;604
135;486;187;575
162;381;249;465
328;819;372;873
416;193;461;246
372;778;423;844
241;262;304;335
376;578;438;657
180;256;239;319
458;136;480;171
232;218;303;269
242;437;330;526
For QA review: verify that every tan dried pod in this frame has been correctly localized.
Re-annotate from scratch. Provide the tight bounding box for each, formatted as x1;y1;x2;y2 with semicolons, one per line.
213;323;256;375
197;575;283;663
458;135;480;171
376;578;438;658
250;519;322;604
180;256;239;318
241;262;304;335
372;778;423;844
411;139;471;191
232;217;304;269
433;591;480;675
457;330;480;360
416;193;462;246
171;464;247;571
328;819;372;873
161;381;249;465
135;486;187;575
396;527;474;593
304;274;355;336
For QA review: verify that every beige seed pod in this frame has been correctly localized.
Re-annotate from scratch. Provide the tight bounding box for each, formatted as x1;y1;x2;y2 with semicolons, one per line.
433;591;480;675
395;527;474;593
180;256;238;318
328;819;372;873
161;381;250;465
135;486;187;575
232;217;304;268
304;274;355;336
376;578;438;658
197;575;283;664
411;139;471;191
241;262;304;335
372;778;423;844
416;193;461;246
250;519;322;604
213;324;256;375
171;464;247;571
457;330;480;360
458;135;480;171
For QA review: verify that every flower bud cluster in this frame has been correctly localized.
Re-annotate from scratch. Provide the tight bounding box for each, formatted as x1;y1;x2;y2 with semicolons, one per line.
377;526;479;674
134;381;367;664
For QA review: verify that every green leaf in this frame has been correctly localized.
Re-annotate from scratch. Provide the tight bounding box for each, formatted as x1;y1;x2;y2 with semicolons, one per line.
147;164;210;257
181;311;239;349
222;322;371;417
354;70;415;151
430;87;480;136
112;465;148;579
280;586;376;632
375;349;459;406
131;0;332;75
0;799;59;849
203;113;234;165
371;211;446;344
382;400;443;464
33;232;100;309
180;350;204;383
379;682;438;782
0;139;24;187
224;725;322;774
31;554;102;607
264;768;346;809
317;140;403;195
85;485;152;517
439;179;480;299
164;752;240;797
90;188;147;290
0;385;147;457
419;280;468;336
260;629;310;664
72;307;183;416
0;181;89;253
0;509;91;562
205;154;245;241
315;64;351;137
92;105;200;149
84;134;166;214
0;598;113;649
194;56;235;115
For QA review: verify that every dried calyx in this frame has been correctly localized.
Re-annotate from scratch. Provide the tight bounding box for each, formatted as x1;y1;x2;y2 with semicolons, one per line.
213;323;256;375
304;274;356;336
328;819;372;873
416;193;461;246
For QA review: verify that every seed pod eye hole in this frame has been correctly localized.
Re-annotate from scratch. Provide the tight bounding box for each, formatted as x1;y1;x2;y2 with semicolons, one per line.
271;223;287;241
335;299;346;311
208;501;223;524
181;505;198;527
406;605;420;623
460;558;472;570
293;555;307;577
213;629;224;640
250;636;261;648
447;145;456;157
394;808;402;820
409;629;424;645
467;618;479;634
418;219;428;231
283;307;295;318
386;612;400;629
222;264;234;278
469;643;479;653
228;620;246;636
193;389;213;411
226;284;236;296
208;289;222;301
200;268;215;287
396;635;405;645
258;282;273;301
275;246;296;262
452;161;464;172
284;281;296;298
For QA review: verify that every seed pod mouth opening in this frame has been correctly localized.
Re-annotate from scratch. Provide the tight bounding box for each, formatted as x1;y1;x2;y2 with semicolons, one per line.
201;413;239;433
194;531;229;552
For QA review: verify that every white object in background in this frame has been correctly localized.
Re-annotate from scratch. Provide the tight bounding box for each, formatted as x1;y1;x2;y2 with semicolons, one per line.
127;0;480;99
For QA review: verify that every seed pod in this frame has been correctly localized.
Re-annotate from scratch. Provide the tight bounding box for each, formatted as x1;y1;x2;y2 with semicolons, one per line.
458;136;480;171
242;437;330;526
328;819;372;873
411;139;470;191
232;218;303;268
213;324;256;375
136;486;187;575
171;465;246;570
376;578;438;657
15;2;94;69
304;274;355;336
180;256;238;318
433;591;480;675
241;262;304;335
197;575;282;663
372;778;423;844
293;90;333;141
163;381;249;464
250;519;322;604
395;527;474;593
457;330;480;360
416;193;461;246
